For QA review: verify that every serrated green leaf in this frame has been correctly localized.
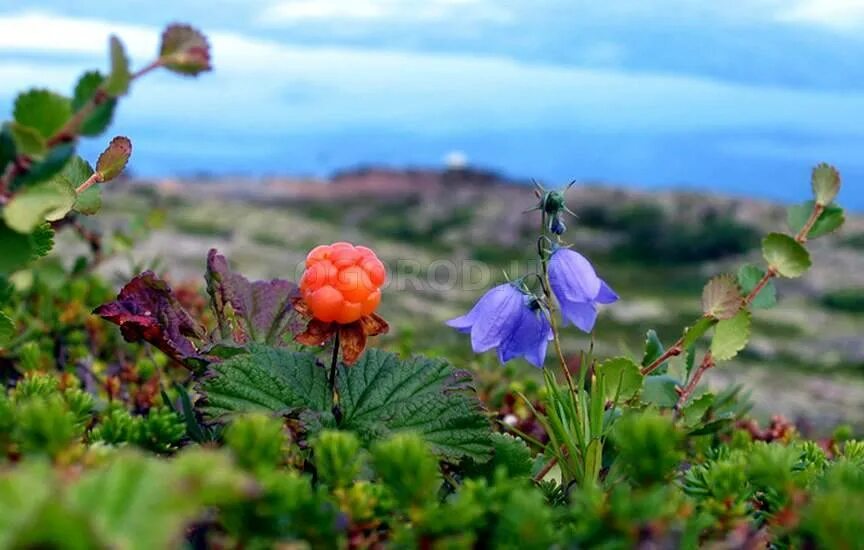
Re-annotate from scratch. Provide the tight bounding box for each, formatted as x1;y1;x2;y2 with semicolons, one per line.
96;136;131;181
762;233;811;278
0;222;36;274
7;122;46;158
3;179;76;233
641;329;665;372
642;375;680;408
72;71;116;137
737;264;777;309
159;24;212;76
199;346;331;418
466;433;533;480
681;316;717;350
200;346;493;463
597;357;643;402
711;309;751;361
682;392;714;428
702;274;743;320
0;311;13;347
104;36;131;96
338;349;492;463
13;89;72;139
29;224;55;261
811;163;840;206
787;201;845;239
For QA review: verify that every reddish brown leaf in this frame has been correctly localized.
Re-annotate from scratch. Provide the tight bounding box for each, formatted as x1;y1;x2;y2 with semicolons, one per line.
206;249;301;345
94;271;207;364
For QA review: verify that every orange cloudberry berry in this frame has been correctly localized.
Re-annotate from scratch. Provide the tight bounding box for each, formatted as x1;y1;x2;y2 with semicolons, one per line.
299;242;386;324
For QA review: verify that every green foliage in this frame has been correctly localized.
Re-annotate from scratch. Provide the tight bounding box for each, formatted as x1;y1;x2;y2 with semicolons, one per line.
201;346;493;463
13;89;71;139
762;232;812;278
225;413;287;472
314;430;363;488
72;71;116;136
597;356;643;401
737;264;777;309
787;201;845;238
0;20;859;549
611;411;682;485
811;162;841;206
371;432;441;508
710;309;751;361
3;178;76;233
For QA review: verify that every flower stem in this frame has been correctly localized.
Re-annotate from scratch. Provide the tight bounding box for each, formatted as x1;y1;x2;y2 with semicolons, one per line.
329;331;342;423
539;211;577;394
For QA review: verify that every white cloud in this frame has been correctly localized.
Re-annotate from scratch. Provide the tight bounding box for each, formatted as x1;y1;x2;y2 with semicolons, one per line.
257;0;513;24
777;0;864;28
2;11;864;140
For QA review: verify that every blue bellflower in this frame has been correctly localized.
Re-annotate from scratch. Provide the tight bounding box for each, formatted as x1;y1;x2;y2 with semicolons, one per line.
548;247;618;333
446;283;552;368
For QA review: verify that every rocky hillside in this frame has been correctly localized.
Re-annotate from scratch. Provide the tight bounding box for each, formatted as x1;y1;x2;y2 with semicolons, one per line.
65;167;864;432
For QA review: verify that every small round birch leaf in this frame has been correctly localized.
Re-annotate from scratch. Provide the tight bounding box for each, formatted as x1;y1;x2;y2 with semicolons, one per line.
8;122;46;158
159;24;211;76
787;201;845;239
96;136;132;181
3;179;76;233
597;357;643;401
73;71;116;137
710;309;751;362
811;163;840;206
702;274;742;320
737;264;777;309
762;233;811;278
13;89;72;139
104;36;131;96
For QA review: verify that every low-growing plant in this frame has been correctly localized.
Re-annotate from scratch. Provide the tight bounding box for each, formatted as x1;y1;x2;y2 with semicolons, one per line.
0;20;860;550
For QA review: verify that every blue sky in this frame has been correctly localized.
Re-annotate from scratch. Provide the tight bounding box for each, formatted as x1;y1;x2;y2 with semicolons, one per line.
1;1;863;207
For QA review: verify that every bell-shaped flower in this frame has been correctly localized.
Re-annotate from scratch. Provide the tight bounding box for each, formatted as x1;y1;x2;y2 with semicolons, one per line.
446;283;552;368
548;247;618;333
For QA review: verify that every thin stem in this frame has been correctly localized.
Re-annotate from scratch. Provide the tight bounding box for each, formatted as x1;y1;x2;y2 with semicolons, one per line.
75;172;103;194
46;58;164;147
533;455;560;483
539;210;577;394
674;352;714;414
131;59;163;80
329;331;340;397
329;331;342;423
640;336;684;376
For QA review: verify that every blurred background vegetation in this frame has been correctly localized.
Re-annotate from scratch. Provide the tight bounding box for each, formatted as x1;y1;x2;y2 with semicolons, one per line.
55;166;864;433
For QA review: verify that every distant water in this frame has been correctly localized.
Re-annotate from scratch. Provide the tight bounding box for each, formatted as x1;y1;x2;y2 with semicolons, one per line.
79;129;864;212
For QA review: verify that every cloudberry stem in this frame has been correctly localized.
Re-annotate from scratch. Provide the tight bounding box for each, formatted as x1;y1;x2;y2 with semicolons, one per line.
329;331;342;423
